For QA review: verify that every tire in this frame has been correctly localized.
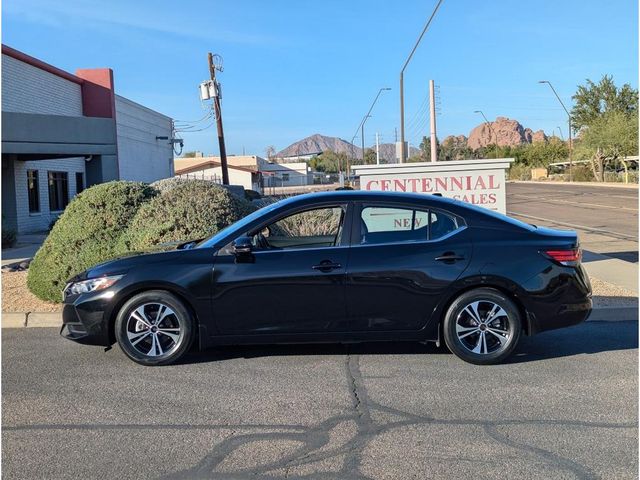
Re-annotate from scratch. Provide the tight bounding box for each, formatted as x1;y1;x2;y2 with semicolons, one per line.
443;288;522;365
114;290;195;366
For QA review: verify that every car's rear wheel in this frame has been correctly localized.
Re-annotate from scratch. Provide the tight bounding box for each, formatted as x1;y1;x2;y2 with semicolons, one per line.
115;290;194;366
443;288;521;365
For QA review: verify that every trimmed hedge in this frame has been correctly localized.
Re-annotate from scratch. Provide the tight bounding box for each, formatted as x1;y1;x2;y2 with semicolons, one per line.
120;180;256;251
27;182;156;302
27;179;256;303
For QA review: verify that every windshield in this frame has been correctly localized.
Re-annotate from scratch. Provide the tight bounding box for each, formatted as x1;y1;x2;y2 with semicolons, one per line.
196;200;283;249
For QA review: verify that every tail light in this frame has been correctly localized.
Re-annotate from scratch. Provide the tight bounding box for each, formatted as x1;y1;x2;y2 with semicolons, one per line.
543;248;582;266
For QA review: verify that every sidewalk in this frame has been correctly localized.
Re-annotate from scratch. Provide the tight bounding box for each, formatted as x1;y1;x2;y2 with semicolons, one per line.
1;234;46;267
582;250;638;294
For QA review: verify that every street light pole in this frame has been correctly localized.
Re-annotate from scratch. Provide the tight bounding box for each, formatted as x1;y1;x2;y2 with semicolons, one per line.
474;110;498;159
539;80;572;181
350;88;391;175
399;0;444;163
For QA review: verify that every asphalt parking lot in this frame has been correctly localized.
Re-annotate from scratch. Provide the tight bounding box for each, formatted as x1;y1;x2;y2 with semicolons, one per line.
507;182;638;263
3;321;638;479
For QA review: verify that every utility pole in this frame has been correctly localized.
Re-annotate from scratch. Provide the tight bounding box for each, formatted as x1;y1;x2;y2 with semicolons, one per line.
398;0;444;163
376;132;380;165
361;121;366;164
208;52;229;185
429;80;437;162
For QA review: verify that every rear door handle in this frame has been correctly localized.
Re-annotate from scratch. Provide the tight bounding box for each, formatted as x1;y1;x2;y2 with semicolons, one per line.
312;261;342;272
435;253;465;262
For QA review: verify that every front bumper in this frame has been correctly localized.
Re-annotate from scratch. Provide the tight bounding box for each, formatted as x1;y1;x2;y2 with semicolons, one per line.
60;292;114;347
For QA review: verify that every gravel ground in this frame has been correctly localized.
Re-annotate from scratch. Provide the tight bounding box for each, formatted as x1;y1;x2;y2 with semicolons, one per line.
591;277;638;308
1;270;636;313
1;271;61;313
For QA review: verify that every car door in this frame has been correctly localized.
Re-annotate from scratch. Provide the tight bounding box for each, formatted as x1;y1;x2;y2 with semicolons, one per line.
211;203;352;335
345;202;472;332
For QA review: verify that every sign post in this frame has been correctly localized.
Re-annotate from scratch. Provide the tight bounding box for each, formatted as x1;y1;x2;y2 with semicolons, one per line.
352;158;514;214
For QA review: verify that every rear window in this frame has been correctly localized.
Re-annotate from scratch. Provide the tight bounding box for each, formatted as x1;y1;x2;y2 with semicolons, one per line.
454;201;536;231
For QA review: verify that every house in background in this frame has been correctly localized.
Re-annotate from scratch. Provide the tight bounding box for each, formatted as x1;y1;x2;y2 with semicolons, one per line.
174;155;312;193
1;45;176;234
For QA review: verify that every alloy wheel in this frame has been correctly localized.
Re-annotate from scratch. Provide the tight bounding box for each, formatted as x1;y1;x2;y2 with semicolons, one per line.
125;302;184;358
455;300;511;355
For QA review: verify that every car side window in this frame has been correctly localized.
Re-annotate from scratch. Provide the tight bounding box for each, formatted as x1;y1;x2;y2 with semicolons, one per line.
360;207;428;244
360;206;462;245
253;206;345;250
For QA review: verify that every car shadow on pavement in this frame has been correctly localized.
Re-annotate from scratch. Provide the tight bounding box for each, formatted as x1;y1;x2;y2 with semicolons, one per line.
178;321;638;366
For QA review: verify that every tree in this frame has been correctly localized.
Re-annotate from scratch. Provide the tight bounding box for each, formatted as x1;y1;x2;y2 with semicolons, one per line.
265;145;276;160
417;136;440;161
574;111;639;181
182;151;198;158
363;148;377;165
571;75;638;131
308;151;350;174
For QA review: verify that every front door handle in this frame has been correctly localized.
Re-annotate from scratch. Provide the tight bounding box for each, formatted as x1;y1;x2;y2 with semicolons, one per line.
435;253;465;262
312;261;343;272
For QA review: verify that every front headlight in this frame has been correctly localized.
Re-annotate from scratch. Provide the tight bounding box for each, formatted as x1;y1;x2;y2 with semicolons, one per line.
65;275;123;296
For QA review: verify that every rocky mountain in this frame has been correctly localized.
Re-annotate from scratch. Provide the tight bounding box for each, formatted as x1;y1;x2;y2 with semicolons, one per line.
277;119;550;164
276;133;360;158
467;117;547;149
276;134;420;162
441;135;468;148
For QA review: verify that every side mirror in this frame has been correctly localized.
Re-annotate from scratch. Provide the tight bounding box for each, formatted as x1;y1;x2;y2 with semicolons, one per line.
233;236;253;260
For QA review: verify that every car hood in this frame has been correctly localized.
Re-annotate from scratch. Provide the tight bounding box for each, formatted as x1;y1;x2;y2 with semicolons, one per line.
67;239;208;283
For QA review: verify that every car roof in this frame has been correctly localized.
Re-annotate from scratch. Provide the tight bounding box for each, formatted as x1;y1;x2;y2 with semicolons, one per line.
276;190;457;207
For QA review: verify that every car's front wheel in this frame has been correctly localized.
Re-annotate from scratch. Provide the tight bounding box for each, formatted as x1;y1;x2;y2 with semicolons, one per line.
114;290;195;366
443;288;522;365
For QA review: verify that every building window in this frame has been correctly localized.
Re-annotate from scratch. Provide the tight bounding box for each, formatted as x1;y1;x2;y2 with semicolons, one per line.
76;172;84;194
48;172;69;212
281;173;290;182
27;170;40;213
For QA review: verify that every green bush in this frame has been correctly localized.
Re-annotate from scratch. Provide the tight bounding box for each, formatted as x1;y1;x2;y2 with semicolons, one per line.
507;163;532;181
27;182;156;302
571;165;595;182
120;180;256;251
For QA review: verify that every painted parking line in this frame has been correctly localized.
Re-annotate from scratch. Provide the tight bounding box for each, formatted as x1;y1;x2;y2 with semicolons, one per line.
508;194;638;212
507;211;639;242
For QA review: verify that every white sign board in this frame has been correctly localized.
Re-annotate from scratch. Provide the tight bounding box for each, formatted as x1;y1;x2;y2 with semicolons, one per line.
353;159;514;214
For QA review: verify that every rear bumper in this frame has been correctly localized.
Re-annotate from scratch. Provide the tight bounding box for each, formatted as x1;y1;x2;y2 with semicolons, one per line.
522;264;593;335
526;298;592;335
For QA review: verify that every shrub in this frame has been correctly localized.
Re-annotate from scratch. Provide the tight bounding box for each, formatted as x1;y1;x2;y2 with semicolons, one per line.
27;181;156;302
507;163;531;181
571;165;595;182
120;180;256;251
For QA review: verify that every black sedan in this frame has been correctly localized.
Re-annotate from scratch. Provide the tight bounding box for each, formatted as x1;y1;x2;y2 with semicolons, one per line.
61;191;592;366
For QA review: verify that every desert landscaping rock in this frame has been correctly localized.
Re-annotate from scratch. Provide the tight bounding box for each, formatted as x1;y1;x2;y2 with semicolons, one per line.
1;271;62;314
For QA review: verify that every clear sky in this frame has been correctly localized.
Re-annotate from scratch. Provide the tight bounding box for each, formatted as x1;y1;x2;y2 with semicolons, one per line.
3;0;638;156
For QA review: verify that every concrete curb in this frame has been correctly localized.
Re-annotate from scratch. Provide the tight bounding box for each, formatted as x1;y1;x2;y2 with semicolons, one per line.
2;312;61;328
2;313;27;328
1;307;636;329
26;312;62;328
587;306;638;322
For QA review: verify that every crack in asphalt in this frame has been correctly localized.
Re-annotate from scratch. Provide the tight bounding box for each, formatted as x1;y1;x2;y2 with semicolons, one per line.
4;352;637;479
